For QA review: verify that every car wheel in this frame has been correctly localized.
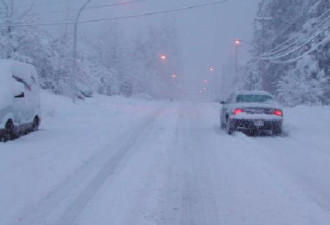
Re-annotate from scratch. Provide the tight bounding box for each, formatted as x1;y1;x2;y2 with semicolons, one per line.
32;116;40;132
226;119;234;135
221;122;226;129
272;127;282;136
220;117;226;129
3;120;19;142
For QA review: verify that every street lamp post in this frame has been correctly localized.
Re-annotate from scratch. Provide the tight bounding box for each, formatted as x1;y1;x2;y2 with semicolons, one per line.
233;39;266;90
208;66;218;100
234;39;242;74
71;0;92;101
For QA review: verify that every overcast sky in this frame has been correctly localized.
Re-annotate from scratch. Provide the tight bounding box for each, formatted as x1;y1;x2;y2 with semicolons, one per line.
25;0;259;98
174;0;259;97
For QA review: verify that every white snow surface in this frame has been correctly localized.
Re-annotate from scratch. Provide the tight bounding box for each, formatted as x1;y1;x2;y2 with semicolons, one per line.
0;60;38;109
1;91;330;225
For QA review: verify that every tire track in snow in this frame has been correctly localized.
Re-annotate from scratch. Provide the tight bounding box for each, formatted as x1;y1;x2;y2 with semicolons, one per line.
14;104;168;225
173;103;221;225
117;104;182;225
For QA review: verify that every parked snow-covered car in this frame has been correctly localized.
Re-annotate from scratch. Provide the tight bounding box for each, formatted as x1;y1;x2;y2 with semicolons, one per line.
220;91;283;135
0;60;41;142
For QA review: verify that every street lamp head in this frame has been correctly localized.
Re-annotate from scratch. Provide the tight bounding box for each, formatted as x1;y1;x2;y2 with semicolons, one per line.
234;39;242;46
209;67;215;72
160;54;167;61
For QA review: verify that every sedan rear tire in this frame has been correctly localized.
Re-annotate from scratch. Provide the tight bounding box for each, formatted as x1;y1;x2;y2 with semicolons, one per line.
272;127;282;136
226;120;235;135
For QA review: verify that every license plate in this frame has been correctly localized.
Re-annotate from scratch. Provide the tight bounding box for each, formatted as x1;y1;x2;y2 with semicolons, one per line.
254;120;264;127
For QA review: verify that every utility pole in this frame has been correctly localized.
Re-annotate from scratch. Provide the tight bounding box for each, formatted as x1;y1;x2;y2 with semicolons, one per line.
64;0;72;40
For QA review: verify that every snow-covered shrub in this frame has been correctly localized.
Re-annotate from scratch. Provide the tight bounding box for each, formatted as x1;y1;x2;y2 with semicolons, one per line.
278;56;329;106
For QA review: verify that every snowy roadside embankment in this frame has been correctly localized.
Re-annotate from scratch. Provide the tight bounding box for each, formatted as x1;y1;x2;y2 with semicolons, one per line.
284;105;330;145
0;91;166;225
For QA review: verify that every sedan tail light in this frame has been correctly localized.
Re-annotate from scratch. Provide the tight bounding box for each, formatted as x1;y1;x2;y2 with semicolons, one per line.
234;108;244;115
274;109;283;116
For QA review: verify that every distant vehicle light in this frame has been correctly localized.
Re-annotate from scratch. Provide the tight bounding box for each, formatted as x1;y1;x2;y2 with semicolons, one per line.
274;109;283;116
234;108;244;115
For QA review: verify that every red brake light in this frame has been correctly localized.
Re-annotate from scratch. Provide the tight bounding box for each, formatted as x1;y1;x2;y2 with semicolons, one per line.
274;109;283;116
234;108;244;115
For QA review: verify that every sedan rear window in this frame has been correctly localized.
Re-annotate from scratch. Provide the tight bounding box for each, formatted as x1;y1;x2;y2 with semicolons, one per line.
236;94;273;103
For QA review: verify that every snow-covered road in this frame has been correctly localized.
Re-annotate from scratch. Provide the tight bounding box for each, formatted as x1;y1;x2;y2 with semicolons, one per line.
1;93;330;225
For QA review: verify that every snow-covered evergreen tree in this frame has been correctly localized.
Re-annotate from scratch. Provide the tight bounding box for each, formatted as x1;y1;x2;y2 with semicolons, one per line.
0;0;38;61
130;20;182;99
86;22;130;96
244;0;330;106
278;55;329;105
0;0;75;96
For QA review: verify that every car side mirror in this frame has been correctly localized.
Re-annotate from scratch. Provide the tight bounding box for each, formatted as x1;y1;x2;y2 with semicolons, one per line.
220;101;226;104
15;92;25;98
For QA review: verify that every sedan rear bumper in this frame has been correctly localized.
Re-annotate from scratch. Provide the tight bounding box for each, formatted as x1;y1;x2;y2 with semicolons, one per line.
231;118;282;132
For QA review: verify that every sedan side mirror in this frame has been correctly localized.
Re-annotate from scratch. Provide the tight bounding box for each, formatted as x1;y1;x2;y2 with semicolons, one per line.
15;92;25;98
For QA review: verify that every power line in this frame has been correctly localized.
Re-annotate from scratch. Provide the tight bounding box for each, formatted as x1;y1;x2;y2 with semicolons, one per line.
245;14;329;72
262;23;330;62
246;1;329;67
264;0;311;50
0;0;232;27
261;8;330;58
89;0;150;10
44;0;153;16
269;36;330;64
0;0;151;21
259;13;330;60
0;0;152;19
27;0;70;6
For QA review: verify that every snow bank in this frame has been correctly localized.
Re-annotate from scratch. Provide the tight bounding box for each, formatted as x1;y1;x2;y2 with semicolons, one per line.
284;105;330;139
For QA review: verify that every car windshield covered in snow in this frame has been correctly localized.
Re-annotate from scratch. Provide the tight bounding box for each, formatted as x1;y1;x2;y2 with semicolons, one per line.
236;94;273;103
